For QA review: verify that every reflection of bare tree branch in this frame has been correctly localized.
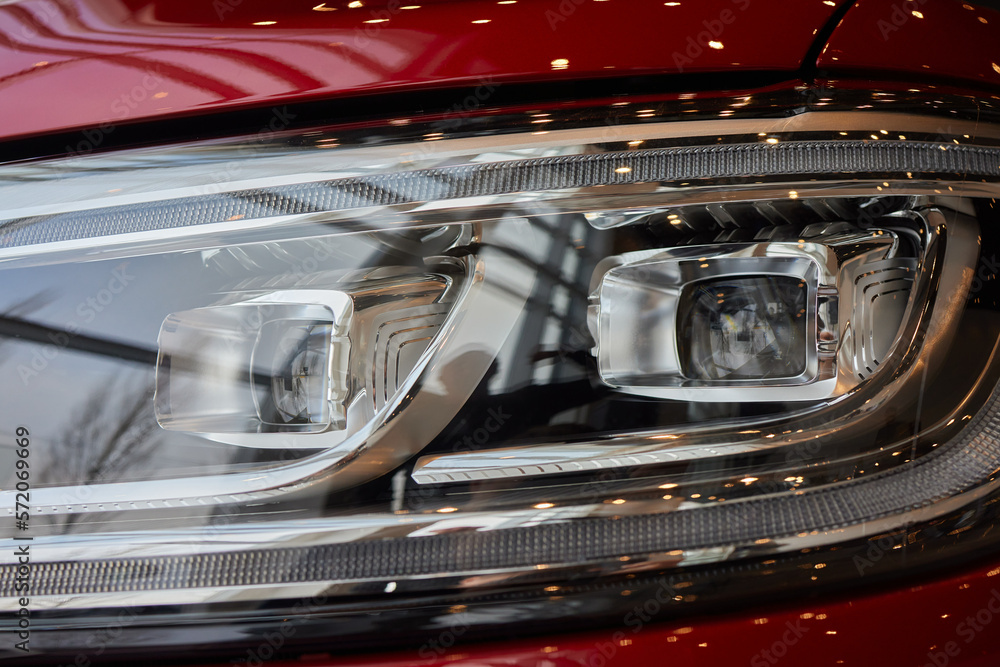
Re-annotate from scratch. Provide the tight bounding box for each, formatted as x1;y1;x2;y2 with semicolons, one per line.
38;373;160;490
0;291;54;361
0;315;157;364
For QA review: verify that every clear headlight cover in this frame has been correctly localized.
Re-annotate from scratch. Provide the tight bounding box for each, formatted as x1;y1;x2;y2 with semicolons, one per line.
4;89;1000;660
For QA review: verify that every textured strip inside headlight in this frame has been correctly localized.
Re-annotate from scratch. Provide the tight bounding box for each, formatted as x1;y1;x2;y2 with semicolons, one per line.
3;99;1000;658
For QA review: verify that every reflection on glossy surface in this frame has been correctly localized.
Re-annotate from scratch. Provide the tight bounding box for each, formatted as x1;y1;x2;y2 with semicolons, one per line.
819;0;1000;89
248;557;1000;667
0;0;842;140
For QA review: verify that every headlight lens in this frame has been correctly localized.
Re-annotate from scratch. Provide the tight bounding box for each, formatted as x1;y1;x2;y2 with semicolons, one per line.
4;90;1000;659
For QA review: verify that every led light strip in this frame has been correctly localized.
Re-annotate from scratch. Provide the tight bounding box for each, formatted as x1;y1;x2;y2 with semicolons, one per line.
2;140;999;250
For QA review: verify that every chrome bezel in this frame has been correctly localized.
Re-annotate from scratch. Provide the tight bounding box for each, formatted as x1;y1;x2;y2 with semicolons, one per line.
1;89;999;631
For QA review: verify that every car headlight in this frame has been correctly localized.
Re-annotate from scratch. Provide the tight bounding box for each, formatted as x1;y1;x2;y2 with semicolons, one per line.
3;87;1000;660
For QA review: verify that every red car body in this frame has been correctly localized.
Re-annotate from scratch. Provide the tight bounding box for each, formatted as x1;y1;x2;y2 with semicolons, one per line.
4;0;1000;665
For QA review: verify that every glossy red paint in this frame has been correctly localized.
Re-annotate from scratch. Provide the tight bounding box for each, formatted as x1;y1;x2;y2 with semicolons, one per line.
818;0;1000;91
0;0;841;142
207;558;1000;667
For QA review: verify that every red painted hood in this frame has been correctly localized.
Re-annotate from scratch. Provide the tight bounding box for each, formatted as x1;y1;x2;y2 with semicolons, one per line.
818;0;1000;91
0;0;840;142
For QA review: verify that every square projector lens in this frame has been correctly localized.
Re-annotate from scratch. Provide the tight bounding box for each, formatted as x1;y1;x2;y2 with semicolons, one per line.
156;301;339;435
677;276;808;381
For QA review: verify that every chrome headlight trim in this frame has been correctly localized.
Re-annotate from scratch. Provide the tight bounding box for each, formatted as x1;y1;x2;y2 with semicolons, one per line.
3;88;1000;631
